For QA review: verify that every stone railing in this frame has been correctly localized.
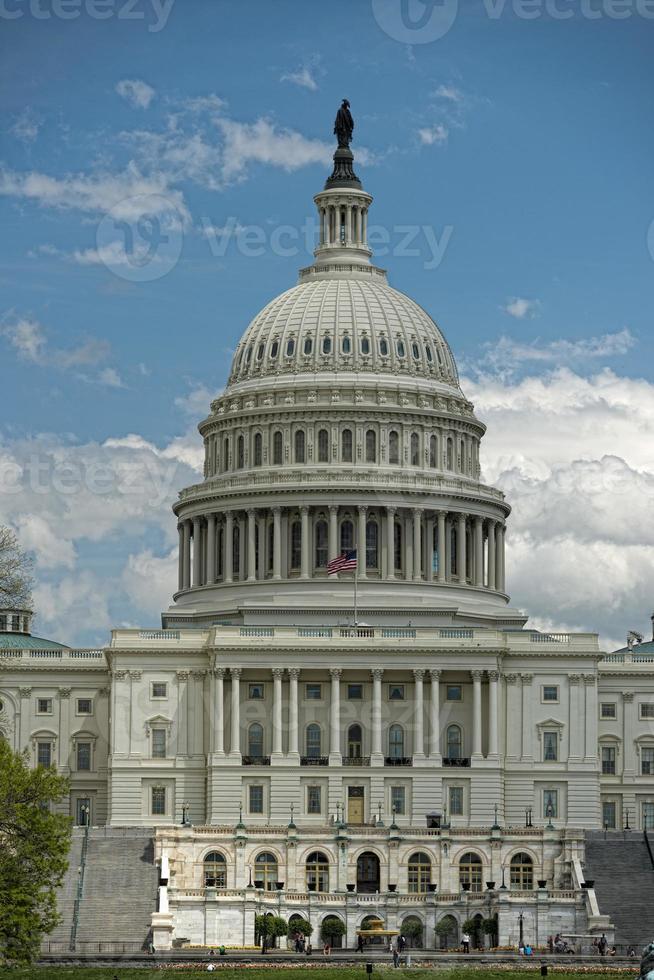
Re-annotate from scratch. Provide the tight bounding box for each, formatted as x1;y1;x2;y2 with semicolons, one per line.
3;649;106;662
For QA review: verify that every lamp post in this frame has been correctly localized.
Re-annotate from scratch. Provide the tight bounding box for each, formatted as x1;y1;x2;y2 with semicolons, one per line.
518;911;524;947
625;807;631;830
80;804;90;828
545;802;554;831
181;801;191;827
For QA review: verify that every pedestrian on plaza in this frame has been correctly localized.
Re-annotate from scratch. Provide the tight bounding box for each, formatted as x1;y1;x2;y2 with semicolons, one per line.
399;935;406;952
462;931;471;954
392;945;400;968
357;934;364;953
599;934;608;956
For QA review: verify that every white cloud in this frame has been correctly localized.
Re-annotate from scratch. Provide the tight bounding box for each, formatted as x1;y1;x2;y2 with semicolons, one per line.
116;78;156;110
15;514;76;570
417;125;448;146
502;296;540;319
97;367;125;388
433;84;464;103
10;108;41;143
33;571;112;647
280;65;318;91
174;384;216;419
216;117;330;181
472;328;636;379
1;316;111;370
122;548;177;619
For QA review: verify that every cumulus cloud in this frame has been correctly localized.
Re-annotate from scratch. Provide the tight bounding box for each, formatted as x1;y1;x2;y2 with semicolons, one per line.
216;117;330;181
280;65;319;91
433;84;464;103
417;125;448;146
1;316;111;371
115;78;156;110
33;571;112;647
471;328;636;380
10;108;41;143
122;548;178;619
502;296;540;319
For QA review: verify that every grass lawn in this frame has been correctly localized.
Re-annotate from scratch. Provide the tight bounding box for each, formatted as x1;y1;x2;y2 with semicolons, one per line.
0;969;637;980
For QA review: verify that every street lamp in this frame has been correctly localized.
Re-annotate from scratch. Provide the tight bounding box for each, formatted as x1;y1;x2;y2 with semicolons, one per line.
80;804;90;828
518;911;524;947
545;802;554;831
624;807;631;830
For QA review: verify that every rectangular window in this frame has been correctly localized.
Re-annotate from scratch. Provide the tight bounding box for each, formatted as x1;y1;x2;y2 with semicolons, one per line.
543;731;558;761
543;789;558;819
76;742;91;771
601;702;616;719
248;683;264;700
37;741;52;767
249;785;264;814
543;685;559;702
76;698;93;715
388;684;405;701
151;682;167;699
151;786;166;815
37;698;52;714
602;801;617;829
642;747;654;775
643;803;654;831
307;786;322;814
446;685;462;701
390;785;405;815
601;746;616;775
152;728;167;759
640;704;654;720
347;684;363;700
449;785;464;816
305;684;322;700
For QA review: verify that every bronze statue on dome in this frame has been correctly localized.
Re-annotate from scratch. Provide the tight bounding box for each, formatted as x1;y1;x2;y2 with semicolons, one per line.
334;99;354;148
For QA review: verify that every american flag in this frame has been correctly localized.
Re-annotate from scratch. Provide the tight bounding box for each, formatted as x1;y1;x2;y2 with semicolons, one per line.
327;549;358;575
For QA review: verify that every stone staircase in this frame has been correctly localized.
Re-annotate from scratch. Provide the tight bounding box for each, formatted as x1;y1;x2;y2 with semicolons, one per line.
47;828;85;946
584;830;654;947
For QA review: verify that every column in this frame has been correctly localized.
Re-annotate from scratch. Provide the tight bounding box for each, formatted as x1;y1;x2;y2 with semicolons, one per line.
429;670;441;758
413;508;423;581
224;512;234;584
584;675;597;761
57;688;71;769
474;517;484;587
329;668;342;762
471;670;483;758
272;668;284;759
437;511;446;584
444;518;452;582
191;671;204;755
192;517;202;587
386;507;396;580
176;671;188;756
371;668;384;762
488;670;499;757
300;505;310;579
182;520;191;590
457;513;467;584
425;515;434;581
214;668;225;754
358;505;367;579
272;507;282;580
505;674;520;760
487;520;496;590
206;514;216;585
413;669;425;758
257;513;267;580
329;505;339;571
521;673;533;761
230;668;241;757
177;524;184;590
495;523;504;592
288;668;300;759
622;691;635;776
247;509;256;582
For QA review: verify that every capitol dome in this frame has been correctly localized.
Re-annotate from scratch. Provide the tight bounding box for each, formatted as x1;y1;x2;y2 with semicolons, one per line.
163;128;526;631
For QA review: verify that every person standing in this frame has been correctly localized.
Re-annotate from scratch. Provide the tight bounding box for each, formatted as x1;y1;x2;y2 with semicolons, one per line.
462;931;471;954
392;945;400;968
598;934;608;956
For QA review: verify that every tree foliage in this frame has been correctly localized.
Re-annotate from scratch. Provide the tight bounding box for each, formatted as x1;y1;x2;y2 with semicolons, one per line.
288;917;313;937
0;526;33;611
0;739;71;964
320;916;346;944
401;918;423;940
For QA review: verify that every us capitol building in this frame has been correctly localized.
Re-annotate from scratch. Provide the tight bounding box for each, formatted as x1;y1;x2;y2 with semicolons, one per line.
2;107;654;951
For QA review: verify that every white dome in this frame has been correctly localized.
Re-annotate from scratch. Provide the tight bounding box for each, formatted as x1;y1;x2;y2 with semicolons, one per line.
227;273;460;389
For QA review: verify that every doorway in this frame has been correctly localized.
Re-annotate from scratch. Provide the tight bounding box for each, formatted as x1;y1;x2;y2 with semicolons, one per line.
356;851;380;893
347;786;364;824
76;797;91;826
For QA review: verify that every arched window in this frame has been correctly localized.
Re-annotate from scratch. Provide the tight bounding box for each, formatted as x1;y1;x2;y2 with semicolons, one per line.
270;340;279;359
446;437;454;470
315;520;328;569
246;344;253;365
303;336;313;355
408;852;431;893
429;435;438;468
342;336;351;354
305;723;322;759
388;724;405;759
267;522;274;573
254;852;278;891
317;429;329;463
237;435;245;469
204;851;227;888
306;851;329;892
379;338;389;357
273;431;283;465
394;521;403;571
459;852;483;893
460;438;466;473
223;436;230;471
233;524;240;575
294;430;305;463
396;339;406;358
389;431;400;465
361;337;370;355
412;342;420;360
248;723;264;759
410;432;419;466
257;342;265;361
348;724;362;759
365;429;376;463
366;520;378;569
425;344;433;363
341;428;353;462
322;336;332;354
290;520;301;570
510;853;534;890
286;338;295;357
340;519;354;552
446;725;462;760
253;433;262;467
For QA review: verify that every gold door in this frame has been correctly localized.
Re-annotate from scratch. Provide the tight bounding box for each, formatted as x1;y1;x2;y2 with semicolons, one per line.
348;790;364;824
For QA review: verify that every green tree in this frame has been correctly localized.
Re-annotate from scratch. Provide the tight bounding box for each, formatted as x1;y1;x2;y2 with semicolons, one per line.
288;917;313;938
255;913;288;950
435;916;457;948
320;916;346;947
401;918;423;947
0;739;71;964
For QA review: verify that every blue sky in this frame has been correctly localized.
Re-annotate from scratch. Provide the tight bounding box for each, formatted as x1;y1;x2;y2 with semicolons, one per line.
1;0;653;647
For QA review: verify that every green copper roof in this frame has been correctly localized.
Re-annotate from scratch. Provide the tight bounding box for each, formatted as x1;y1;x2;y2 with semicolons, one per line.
0;633;69;651
612;639;654;656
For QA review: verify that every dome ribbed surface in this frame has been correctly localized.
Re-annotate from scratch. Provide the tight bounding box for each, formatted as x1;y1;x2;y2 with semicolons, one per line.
228;277;460;387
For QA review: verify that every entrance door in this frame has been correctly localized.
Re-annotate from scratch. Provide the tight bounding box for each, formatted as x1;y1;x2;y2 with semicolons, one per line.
348;786;364;824
76;798;91;826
